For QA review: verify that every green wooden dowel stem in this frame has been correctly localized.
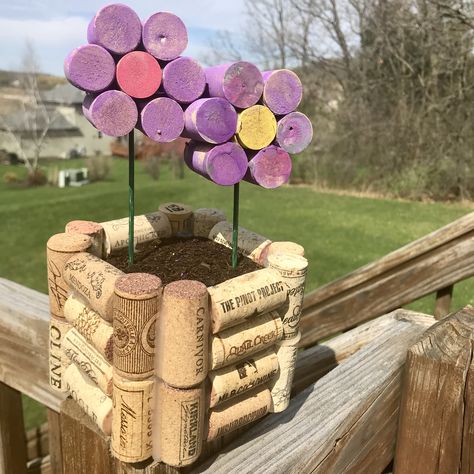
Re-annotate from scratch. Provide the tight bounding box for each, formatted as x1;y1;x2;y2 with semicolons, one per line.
128;129;135;266
232;182;240;269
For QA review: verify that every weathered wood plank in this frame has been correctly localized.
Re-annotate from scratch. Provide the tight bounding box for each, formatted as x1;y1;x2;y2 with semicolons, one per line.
394;305;474;474
194;310;433;474
0;278;62;411
27;455;51;474
47;409;63;474
26;423;49;462
300;213;474;345
0;382;28;474
292;312;418;396
434;284;453;319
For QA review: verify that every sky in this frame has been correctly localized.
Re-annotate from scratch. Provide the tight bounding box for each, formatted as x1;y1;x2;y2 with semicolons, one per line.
0;0;246;76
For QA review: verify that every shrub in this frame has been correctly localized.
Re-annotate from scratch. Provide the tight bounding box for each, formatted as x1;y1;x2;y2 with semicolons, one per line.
87;154;112;182
3;172;19;184
25;169;47;187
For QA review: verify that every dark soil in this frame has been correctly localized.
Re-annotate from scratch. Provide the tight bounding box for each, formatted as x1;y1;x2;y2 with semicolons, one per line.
107;237;262;287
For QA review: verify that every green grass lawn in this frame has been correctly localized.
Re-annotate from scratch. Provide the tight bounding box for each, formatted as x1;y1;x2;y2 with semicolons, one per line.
1;157;473;429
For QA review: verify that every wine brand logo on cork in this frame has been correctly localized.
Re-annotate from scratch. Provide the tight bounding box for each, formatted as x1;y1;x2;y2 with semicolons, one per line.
113;309;138;357
180;398;202;462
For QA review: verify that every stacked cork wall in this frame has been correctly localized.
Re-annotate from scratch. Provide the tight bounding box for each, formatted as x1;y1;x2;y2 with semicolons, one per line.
46;203;307;467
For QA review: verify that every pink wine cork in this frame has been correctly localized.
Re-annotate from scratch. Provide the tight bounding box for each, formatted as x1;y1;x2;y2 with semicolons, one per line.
245;145;292;189
49;316;72;393
100;211;172;255
63;328;113;396
209;220;272;265
268;254;308;339
208;267;286;333
236;105;277;150
117;51;162;99
209;349;279;408
47;233;92;318
276;111;313;154
153;379;205;467
64;363;112;435
114;274;162;380
261;241;305;267
207;386;271;441
262;69;303;115
82;90;138;137
64;44;115;93
143;12;188;61
158;202;193;236
64;294;113;361
183;98;237;144
87;4;142;55
184;141;248;186
138;97;184;143
192;208;226;238
64;252;124;322
205;62;264;109
112;376;154;462
156;280;209;388
65;220;105;258
270;332;300;412
162;57;206;104
210;311;283;370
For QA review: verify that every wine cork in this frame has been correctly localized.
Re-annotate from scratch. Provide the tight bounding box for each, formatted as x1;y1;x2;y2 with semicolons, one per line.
209;349;279;408
65;220;105;258
267;254;308;339
270;332;300;413
162;57;206;104
46;233;92;318
64;363;112;435
153;379;205;467
156;280;209;388
276;111;313;154
209;220;271;265
262;69;303;115
49;316;71;393
158;202;193;236
63;328;113;396
114;273;162;380
261;241;305;267
207;267;286;333
101;211;172;255
64;252;124;322
64;294;113;361
193;208;226;239
236;105;277;150
112;376;154;462
210;311;283;370
207;386;271;441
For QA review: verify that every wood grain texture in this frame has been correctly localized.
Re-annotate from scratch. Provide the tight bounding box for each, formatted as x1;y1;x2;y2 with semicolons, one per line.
434;284;453;319
300;212;474;346
193;310;433;474
0;382;28;474
0;278;63;411
394;305;474;474
47;410;62;474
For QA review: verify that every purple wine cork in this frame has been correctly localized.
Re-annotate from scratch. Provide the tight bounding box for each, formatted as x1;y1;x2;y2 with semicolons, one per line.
87;4;142;55
244;145;292;189
276;112;313;154
184;141;248;186
138;97;184;143
143;12;188;61
162;57;206;104
82;90;138;137
183;98;237;144
205;62;264;109
64;44;115;93
262;69;303;115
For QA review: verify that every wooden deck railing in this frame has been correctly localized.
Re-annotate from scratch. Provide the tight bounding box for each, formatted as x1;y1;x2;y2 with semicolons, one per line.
0;212;472;473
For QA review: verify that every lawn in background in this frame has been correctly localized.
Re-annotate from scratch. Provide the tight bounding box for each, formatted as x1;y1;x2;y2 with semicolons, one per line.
1;157;473;429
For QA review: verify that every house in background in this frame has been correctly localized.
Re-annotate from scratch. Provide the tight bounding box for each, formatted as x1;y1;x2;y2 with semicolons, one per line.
0;83;113;160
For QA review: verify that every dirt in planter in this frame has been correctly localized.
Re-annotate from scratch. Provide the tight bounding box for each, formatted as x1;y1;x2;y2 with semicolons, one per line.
107;237;262;287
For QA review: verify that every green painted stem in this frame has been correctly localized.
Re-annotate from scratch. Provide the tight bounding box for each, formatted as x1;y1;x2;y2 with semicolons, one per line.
128;129;135;266
232;182;240;269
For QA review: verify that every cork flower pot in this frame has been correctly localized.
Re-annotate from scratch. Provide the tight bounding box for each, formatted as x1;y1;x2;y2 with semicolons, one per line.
46;203;308;468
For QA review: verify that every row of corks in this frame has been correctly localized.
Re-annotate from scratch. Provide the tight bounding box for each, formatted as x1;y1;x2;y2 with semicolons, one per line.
46;205;307;466
65;4;313;189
